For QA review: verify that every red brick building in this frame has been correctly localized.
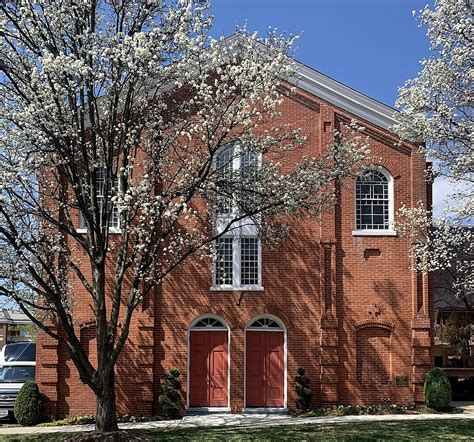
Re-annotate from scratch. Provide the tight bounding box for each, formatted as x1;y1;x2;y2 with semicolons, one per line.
36;60;433;417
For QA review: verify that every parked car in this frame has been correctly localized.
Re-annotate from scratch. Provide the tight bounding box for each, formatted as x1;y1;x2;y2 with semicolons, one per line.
0;342;36;419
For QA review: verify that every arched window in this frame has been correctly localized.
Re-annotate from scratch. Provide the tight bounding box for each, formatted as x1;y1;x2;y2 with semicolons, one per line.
190;316;228;330
213;143;262;290
247;317;284;331
355;167;393;232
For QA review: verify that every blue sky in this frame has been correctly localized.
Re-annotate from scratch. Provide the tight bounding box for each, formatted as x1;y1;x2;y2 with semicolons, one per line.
210;0;451;215
210;0;433;107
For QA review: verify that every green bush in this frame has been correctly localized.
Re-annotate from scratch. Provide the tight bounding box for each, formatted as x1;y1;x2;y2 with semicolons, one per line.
294;368;312;412
424;367;452;411
14;381;42;426
158;368;182;419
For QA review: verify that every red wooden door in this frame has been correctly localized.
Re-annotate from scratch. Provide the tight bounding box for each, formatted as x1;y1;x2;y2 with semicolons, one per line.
246;331;284;407
189;331;228;407
189;332;208;406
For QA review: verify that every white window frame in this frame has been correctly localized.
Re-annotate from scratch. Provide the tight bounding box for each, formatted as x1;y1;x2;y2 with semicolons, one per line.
212;143;263;291
211;234;263;291
77;168;121;234
352;166;396;237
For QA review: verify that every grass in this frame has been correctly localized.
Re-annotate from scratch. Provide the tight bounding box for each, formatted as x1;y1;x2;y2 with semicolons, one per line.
1;419;474;441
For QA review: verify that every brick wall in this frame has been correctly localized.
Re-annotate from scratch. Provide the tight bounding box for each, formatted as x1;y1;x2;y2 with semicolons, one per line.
36;84;432;417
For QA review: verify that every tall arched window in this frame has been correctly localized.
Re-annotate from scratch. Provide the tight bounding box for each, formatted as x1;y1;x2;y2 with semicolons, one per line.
212;143;262;290
354;167;394;233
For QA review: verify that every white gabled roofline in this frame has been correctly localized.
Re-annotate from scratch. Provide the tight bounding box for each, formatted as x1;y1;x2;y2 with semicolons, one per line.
290;61;398;132
221;34;399;132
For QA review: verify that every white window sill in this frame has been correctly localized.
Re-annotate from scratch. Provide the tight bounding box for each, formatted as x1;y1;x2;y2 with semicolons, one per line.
76;228;122;235
352;229;397;237
210;285;264;292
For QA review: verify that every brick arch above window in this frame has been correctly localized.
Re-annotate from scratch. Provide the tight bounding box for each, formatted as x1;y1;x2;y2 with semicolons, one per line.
357;157;399;177
356;325;393;385
183;307;243;330
240;306;293;331
355;319;395;331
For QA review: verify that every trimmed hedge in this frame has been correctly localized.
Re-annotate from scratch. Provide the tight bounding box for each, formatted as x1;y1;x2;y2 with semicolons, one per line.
14;381;42;426
424;367;452;411
158;368;182;419
295;368;312;412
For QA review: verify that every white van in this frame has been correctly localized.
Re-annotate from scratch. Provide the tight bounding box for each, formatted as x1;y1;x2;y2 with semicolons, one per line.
0;342;36;419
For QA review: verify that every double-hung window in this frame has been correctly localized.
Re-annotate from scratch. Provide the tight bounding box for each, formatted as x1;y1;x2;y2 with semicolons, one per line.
212;144;262;290
78;168;120;232
353;167;396;236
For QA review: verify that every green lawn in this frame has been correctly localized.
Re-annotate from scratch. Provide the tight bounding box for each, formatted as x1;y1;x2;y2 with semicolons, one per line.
1;420;474;441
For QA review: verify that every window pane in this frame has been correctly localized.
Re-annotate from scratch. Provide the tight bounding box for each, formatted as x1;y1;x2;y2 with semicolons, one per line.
238;150;258;213
240;237;259;285
215;147;234;215
96;169;119;229
355;169;390;230
215;237;233;285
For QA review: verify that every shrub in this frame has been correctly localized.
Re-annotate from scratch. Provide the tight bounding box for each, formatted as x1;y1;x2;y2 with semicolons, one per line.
158;368;182;419
424;367;452;411
294;368;312;412
14;381;42;426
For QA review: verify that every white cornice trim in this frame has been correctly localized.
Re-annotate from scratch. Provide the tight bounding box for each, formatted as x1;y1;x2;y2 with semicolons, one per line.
290;61;398;132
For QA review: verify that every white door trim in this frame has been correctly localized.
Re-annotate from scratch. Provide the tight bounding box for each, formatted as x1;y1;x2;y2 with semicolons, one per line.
244;314;287;410
187;314;230;410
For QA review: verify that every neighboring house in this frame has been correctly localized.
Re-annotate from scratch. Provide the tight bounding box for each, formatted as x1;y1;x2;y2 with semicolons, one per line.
0;309;34;350
36;60;433;418
432;227;473;368
431;232;473;399
433;294;474;369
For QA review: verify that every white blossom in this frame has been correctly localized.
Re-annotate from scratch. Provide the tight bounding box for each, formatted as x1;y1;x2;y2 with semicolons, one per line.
395;0;473;309
0;0;368;430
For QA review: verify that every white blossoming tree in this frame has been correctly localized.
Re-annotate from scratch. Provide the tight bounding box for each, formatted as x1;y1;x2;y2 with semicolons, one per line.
395;0;473;309
0;0;369;431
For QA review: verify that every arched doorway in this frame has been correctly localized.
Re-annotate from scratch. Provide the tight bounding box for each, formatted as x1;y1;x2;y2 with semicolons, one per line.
188;316;229;408
245;316;286;408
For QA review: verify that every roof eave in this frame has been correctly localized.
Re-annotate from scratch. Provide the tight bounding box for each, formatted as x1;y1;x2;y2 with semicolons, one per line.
291;61;399;132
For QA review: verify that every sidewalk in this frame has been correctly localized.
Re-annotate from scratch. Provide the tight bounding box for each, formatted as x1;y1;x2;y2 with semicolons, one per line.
1;412;474;436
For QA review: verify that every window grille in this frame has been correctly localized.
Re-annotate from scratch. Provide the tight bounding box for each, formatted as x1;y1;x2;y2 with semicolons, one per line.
241;237;259;285
95;168;119;229
214;237;233;286
212;143;261;290
248;317;283;330
79;168;119;230
191;317;227;330
355;169;390;230
238;150;258;213
215;146;234;215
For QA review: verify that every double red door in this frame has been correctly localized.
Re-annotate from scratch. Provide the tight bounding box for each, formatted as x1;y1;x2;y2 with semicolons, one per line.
246;331;284;407
189;331;228;407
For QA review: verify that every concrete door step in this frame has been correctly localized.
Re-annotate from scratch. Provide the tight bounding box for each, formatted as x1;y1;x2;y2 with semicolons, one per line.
186;407;231;415
243;407;289;414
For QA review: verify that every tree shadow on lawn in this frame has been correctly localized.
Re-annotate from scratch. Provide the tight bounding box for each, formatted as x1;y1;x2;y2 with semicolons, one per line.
2;420;474;442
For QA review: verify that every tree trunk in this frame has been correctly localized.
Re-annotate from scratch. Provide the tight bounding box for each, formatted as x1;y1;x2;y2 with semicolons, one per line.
95;371;119;432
